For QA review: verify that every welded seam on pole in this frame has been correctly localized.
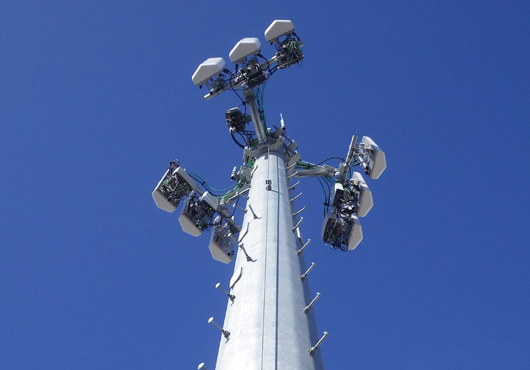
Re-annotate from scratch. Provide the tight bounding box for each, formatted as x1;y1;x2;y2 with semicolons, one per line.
260;149;270;370
274;154;281;370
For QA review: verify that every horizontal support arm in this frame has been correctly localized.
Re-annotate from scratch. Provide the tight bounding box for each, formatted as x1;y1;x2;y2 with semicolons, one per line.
203;42;304;101
294;164;337;178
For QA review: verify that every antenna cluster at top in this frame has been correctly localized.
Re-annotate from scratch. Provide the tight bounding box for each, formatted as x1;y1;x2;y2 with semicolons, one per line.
153;18;388;258
191;20;304;99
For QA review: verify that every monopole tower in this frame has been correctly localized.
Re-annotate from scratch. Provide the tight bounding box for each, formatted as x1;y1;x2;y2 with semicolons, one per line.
152;20;387;370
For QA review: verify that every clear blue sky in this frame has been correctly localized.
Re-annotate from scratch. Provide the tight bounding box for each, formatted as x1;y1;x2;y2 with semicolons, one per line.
1;1;529;369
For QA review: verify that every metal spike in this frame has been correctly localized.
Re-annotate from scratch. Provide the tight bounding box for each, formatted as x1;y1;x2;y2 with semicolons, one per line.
238;223;249;243
290;192;302;203
292;206;306;217
300;262;315;281
216;283;235;302
208;317;230;339
233;204;247;213
248;204;261;219
292;217;304;232
288;181;300;190
303;292;321;313
308;331;328;356
287;171;298;181
239;244;253;262
297;239;311;255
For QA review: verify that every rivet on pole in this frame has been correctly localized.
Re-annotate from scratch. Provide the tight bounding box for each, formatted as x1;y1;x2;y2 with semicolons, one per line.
297;239;311;255
288;181;300;190
290;192;302;203
292;217;304;232
208;317;230;339
303;292;321;313
292;206;306;217
308;331;328;356
287;171;298;181
216;283;235;302
198;363;207;370
300;262;315;281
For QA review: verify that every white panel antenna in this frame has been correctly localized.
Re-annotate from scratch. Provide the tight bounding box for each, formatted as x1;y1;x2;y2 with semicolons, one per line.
321;212;363;251
347;214;363;250
200;191;219;210
265;20;295;43
192;57;227;86
331;183;345;207
178;191;218;237
152;166;195;213
361;136;387;179
351;172;373;217
209;225;235;264
229;38;261;64
152;169;178;213
179;208;204;237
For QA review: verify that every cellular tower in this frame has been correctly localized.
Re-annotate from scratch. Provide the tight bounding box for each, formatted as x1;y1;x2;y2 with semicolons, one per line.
152;20;387;370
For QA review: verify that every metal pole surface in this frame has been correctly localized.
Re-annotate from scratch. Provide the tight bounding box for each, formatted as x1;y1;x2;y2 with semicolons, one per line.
214;148;325;370
242;89;268;144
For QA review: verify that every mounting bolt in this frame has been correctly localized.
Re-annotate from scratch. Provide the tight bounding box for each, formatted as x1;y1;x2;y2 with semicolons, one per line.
308;331;328;356
297;239;311;255
300;262;315;281
290;192;302;203
248;205;260;219
239;244;253;262
216;283;235;302
208;317;230;339
233;204;247;213
238;224;249;243
292;206;306;217
303;292;321;313
288;180;300;190
292;217;304;232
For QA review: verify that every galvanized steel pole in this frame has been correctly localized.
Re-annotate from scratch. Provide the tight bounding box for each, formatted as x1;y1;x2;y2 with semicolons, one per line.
214;150;325;370
155;19;386;370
